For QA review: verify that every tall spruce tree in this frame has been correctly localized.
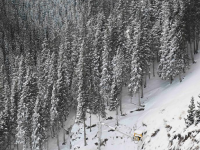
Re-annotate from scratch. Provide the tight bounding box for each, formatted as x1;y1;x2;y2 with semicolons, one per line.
0;82;11;150
100;28;112;106
16;68;38;149
195;101;200;125
158;0;172;83
128;13;143;106
109;50;123;115
185;97;195;127
76;40;90;146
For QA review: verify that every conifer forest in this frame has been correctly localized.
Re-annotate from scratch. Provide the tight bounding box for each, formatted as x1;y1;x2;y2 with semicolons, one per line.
1;0;200;150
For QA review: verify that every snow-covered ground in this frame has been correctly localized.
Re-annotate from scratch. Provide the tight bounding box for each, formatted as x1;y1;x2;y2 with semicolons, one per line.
50;52;200;150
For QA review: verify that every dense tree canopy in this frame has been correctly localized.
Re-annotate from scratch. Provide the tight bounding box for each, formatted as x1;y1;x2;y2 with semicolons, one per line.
1;0;200;149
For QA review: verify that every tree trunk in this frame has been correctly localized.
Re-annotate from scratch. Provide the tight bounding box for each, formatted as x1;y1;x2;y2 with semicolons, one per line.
83;118;87;146
131;92;133;104
179;73;182;82
119;92;122;115
98;116;102;150
148;66;151;79
46;129;49;150
194;39;196;54
183;67;185;73
141;80;143;98
46;137;49;150
116;105;119;126
51;126;55;138
144;73;147;88
190;41;195;63
56;122;60;150
90;112;92;132
170;75;173;84
106;96;109;106
56;132;60;150
157;51;159;62
29;135;32;150
138;90;141;107
153;57;155;77
196;32;199;53
63;128;66;145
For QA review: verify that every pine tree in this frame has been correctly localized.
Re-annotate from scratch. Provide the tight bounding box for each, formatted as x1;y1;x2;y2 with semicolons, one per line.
50;83;59;130
0;82;11;150
100;28;112;106
158;1;187;83
185;97;195;127
10;77;19;144
128;16;143;106
109;50;123;112
76;40;90;146
91;12;106;119
76;40;88;123
57;44;70;124
32;96;46;150
195;101;200;125
16;68;38;149
50;83;61;150
109;77;118;111
17;55;26;92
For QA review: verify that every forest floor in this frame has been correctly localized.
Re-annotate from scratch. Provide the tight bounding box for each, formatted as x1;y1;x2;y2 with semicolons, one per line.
49;51;200;150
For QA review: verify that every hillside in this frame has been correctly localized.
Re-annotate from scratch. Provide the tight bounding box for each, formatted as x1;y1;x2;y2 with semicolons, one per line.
57;52;200;150
1;1;200;150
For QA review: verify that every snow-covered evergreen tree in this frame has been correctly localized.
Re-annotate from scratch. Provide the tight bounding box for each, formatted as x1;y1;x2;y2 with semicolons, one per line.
195;101;200;125
109;50;123;112
0;82;11;150
16;68;38;149
76;40;88;122
158;1;187;83
76;39;91;146
17;55;26;92
91;12;106;119
185;97;195;127
128;16;143;106
100;28;112;106
50;83;59;128
158;1;171;81
10;77;19;140
32;96;46;150
57;43;70;124
109;77;118;111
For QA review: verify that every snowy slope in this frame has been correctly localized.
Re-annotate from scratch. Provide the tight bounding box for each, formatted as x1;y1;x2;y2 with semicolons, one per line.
56;52;200;150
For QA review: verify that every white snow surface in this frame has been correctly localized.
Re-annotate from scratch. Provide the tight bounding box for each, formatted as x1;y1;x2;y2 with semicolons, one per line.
50;52;200;150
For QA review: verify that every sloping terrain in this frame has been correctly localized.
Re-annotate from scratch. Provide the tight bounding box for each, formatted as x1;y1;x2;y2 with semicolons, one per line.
49;52;200;150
